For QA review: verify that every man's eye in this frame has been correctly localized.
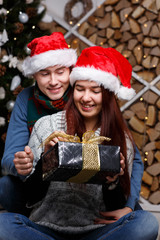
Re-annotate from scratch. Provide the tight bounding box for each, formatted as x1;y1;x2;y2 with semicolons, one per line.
76;88;83;91
40;72;48;76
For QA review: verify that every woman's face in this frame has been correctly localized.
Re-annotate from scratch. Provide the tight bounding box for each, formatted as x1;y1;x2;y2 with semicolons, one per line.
74;80;102;126
34;65;70;100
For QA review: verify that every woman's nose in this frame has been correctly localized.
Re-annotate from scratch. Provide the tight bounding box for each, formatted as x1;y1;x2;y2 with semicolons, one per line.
82;91;91;101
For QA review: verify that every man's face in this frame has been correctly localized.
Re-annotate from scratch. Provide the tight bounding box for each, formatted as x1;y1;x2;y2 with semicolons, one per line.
34;65;70;100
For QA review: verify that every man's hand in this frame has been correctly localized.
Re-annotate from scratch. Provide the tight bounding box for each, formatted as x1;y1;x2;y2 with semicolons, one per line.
94;207;132;224
13;146;34;176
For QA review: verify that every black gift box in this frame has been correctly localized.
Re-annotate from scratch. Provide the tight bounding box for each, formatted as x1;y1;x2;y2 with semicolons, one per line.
42;142;120;184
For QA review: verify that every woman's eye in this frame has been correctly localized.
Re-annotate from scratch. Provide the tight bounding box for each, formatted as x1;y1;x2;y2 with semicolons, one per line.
57;70;64;74
93;90;101;94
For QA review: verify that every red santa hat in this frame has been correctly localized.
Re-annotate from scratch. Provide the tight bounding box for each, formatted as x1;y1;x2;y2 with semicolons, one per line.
22;32;77;76
70;46;135;100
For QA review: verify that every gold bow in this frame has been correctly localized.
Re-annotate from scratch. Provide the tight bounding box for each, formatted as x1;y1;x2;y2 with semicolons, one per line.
39;130;111;148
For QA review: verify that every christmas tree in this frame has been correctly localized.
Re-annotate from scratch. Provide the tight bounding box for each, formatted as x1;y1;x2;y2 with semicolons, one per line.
0;0;49;162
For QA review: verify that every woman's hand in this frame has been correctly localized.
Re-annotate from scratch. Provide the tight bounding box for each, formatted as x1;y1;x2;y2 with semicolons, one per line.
13;146;34;176
94;207;132;225
44;131;67;153
106;152;125;183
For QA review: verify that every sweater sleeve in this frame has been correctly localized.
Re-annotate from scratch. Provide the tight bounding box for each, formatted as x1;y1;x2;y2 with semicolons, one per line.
1;87;32;177
26;113;60;180
125;145;144;210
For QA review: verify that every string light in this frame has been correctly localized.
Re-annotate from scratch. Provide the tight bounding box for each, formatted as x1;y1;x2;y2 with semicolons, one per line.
77;23;80;26
145;116;148;120
125;14;128;18
32;25;35;29
144;23;147;28
68;44;71;48
14;37;17;40
140;97;143;101
69;21;73;25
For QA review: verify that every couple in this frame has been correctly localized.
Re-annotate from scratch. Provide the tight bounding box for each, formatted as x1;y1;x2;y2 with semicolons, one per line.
0;32;158;239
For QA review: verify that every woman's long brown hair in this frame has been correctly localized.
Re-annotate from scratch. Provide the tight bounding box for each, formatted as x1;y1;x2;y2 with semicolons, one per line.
65;86;134;197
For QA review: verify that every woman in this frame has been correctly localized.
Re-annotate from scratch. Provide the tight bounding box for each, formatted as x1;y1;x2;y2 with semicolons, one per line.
0;46;158;240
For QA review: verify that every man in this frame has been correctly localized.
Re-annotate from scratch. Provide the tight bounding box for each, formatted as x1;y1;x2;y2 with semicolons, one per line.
0;32;77;214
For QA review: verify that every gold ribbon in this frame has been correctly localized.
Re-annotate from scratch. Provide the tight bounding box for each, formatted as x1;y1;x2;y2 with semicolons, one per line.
40;131;111;183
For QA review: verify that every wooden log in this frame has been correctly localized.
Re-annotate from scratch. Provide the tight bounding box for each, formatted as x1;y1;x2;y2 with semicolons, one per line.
155;141;160;149
119;7;133;22
142;0;158;14
149;24;160;38
132;6;145;19
151;176;159;192
129;17;141;33
97;13;111;29
137;71;155;82
120;20;130;32
115;0;131;11
131;130;148;149
98;29;106;37
146;105;156;126
143;141;156;152
114;29;122;39
106;28;115;38
155;151;160;162
149;191;160;204
146;163;160;176
147;151;154;166
120;31;132;42
128;39;138;50
150;46;160;57
104;0;119;5
142;171;153;185
129;116;146;133
141;185;150;199
143;37;158;47
88;33;97;44
86;27;97;38
146;128;160;141
94;5;104;17
141;20;153;36
142;55;151;69
123;110;135;119
78;22;90;35
142;90;159;104
130;102;146;120
111;11;121;28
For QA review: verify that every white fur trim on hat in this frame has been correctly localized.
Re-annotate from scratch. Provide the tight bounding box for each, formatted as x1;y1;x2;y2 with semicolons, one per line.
70;66;136;100
22;48;77;77
70;66;120;93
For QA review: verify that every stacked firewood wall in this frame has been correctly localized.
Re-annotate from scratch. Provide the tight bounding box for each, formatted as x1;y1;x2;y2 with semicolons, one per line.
39;0;160;204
